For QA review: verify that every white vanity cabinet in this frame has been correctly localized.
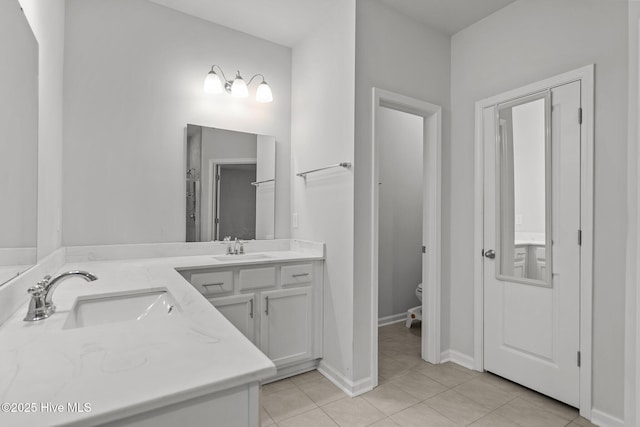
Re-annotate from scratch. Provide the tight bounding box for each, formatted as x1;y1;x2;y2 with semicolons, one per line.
182;260;323;380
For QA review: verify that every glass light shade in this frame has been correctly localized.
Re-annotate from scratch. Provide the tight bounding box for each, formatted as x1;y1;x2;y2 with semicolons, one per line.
203;71;223;94
231;76;249;98
256;82;273;103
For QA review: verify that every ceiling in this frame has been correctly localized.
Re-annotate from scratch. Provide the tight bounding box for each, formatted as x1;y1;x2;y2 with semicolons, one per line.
148;0;516;47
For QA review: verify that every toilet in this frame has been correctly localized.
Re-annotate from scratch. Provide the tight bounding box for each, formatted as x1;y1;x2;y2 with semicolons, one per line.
406;283;423;328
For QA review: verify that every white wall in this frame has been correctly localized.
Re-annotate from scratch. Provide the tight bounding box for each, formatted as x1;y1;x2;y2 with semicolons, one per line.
291;1;356;384
353;0;451;381
0;0;38;253
451;0;628;418
62;0;291;246
19;0;65;260
377;107;423;320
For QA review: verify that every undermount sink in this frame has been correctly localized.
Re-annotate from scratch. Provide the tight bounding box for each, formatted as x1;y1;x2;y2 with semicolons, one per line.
63;289;180;329
212;253;273;262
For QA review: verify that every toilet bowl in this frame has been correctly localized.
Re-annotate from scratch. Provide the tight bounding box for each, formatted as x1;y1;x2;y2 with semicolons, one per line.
406;283;423;328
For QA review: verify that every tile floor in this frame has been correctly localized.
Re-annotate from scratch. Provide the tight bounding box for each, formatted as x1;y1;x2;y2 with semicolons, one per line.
260;322;597;427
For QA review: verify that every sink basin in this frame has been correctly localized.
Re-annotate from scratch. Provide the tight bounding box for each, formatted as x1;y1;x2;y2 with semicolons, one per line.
212;254;273;262
63;289;180;329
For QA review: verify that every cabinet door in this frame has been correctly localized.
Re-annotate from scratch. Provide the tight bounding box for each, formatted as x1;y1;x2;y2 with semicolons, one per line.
209;294;256;344
260;287;313;367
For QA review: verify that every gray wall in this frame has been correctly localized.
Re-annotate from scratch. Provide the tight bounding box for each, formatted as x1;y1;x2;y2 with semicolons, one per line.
353;0;451;381
62;0;291;246
377;107;423;320
450;0;628;417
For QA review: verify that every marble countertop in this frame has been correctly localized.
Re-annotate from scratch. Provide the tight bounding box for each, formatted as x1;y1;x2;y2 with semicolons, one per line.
0;249;323;426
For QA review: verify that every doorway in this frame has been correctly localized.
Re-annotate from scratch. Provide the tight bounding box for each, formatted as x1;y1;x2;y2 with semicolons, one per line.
371;88;442;387
473;65;594;418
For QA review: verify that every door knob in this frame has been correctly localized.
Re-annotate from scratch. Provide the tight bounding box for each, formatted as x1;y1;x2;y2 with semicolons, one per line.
484;249;496;259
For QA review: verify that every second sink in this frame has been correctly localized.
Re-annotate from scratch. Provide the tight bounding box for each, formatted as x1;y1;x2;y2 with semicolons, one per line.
63;289;180;329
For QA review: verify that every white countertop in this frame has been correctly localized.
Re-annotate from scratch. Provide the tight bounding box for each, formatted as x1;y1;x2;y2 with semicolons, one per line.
0;249;323;426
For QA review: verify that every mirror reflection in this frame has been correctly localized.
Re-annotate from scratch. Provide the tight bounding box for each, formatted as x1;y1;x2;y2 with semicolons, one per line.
496;93;551;285
0;1;38;286
186;125;276;242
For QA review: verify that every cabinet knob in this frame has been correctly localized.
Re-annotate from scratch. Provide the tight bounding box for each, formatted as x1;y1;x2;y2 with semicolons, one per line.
484;249;496;259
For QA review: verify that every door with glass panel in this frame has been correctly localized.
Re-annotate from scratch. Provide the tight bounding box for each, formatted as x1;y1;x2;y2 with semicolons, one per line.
483;81;581;406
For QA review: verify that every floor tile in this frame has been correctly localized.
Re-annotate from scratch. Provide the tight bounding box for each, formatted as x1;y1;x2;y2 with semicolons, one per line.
298;378;346;406
475;371;528;395
388;370;447;400
453;376;516;410
469;411;523;426
262;378;297;395
321;397;385;427
378;359;412;380
361;383;420;416
367;418;400;427
277;408;338;427
424;389;491;424
390;403;457;427
290;370;327;386
518;387;579;421
260;405;275;427
261;386;317;422
414;362;476;388
571;416;599;427
495;397;572;427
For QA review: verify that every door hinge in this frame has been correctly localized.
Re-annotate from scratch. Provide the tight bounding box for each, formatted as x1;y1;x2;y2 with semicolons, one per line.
215;218;219;224
578;229;582;246
216;174;220;181
578;107;583;125
422;246;426;254
577;351;581;367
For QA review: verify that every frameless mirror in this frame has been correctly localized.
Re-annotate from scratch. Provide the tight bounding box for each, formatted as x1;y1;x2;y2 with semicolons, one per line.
496;93;552;286
0;1;38;285
186;125;276;241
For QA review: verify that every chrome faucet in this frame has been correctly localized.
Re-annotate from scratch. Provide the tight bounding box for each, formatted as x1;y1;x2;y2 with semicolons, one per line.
24;271;98;321
221;237;245;255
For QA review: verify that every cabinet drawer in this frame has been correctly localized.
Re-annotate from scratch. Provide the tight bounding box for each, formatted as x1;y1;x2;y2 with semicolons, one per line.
191;270;234;295
239;267;276;290
281;264;313;286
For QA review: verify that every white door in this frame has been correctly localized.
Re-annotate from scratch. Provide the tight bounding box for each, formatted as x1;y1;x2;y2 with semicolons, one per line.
210;293;256;344
260;287;313;367
483;81;581;406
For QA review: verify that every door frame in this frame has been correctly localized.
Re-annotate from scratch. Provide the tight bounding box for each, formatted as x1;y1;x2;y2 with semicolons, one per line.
473;64;594;418
371;87;442;387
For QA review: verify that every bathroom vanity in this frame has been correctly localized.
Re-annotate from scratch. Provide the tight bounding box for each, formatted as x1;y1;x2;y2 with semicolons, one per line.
0;240;324;427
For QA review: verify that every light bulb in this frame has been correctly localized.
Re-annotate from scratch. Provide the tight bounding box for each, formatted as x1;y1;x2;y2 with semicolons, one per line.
256;81;273;103
231;73;248;98
203;70;223;94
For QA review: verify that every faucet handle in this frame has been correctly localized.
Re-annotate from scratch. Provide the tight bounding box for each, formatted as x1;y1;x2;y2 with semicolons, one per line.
28;283;45;296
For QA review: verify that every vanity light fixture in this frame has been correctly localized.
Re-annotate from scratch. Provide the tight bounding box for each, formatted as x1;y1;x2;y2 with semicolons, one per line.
204;65;273;103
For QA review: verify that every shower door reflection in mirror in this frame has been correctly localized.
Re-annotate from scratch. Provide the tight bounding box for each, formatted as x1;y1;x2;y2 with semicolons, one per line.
496;92;552;286
185;125;276;242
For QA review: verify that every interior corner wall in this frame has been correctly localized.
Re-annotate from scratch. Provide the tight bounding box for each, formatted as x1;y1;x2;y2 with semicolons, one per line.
625;3;640;426
18;0;65;260
291;1;356;383
353;0;451;381
450;0;628;418
62;0;291;246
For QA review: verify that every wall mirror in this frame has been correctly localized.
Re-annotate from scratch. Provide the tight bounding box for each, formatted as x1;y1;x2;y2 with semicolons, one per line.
0;1;38;286
495;92;552;286
186;125;276;242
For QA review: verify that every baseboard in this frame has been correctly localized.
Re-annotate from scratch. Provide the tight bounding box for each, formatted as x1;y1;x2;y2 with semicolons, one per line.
590;409;624;427
378;312;407;326
317;361;373;397
440;349;476;371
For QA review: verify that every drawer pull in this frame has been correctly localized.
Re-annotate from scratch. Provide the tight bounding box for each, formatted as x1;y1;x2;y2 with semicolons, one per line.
249;298;254;318
292;273;310;278
203;282;225;288
265;296;269;316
